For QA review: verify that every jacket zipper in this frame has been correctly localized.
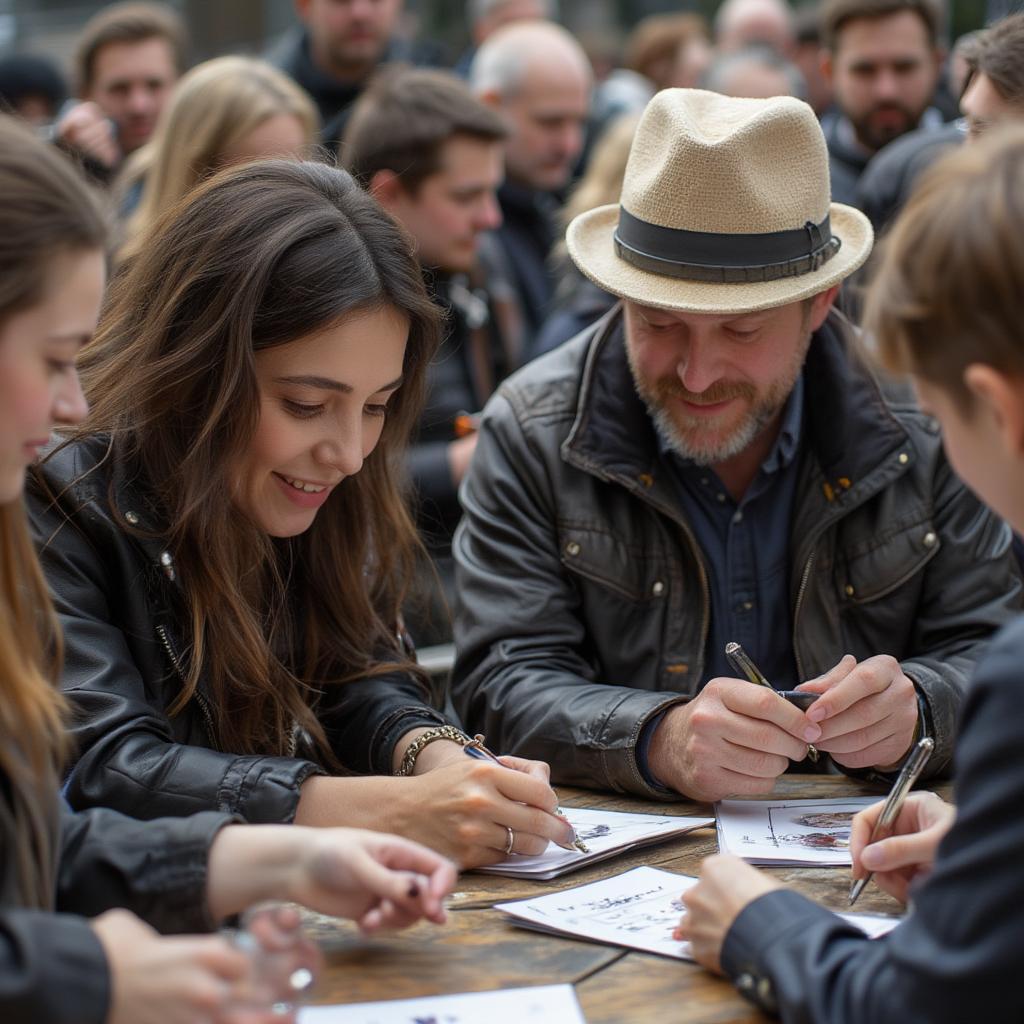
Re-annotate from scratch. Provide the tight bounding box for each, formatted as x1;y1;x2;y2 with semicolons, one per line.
155;624;216;744
791;547;817;683
675;521;711;682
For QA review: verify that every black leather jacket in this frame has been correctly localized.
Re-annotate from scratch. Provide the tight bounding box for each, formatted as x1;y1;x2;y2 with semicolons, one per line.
452;308;1024;796
2;799;230;1024
27;436;449;823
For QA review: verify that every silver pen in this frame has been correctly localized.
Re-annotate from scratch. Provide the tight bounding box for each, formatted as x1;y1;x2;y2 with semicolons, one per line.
848;736;934;906
724;642;820;763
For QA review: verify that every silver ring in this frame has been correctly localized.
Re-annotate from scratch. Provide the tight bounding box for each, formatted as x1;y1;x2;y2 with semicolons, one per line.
504;826;515;855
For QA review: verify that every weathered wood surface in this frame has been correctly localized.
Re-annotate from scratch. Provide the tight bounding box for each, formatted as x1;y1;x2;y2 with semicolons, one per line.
306;776;949;1019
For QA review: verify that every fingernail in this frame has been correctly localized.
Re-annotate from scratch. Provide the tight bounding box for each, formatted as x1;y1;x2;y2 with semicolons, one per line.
804;724;822;741
807;705;826;723
861;847;882;869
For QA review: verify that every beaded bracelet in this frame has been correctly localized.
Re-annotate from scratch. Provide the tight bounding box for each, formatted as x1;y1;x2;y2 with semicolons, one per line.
394;725;472;776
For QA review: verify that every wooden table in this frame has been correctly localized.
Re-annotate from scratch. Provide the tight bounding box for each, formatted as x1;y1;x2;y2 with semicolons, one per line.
305;775;933;1022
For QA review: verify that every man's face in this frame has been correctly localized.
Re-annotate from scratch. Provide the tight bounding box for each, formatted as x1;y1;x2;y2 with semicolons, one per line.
499;63;590;193
961;71;1024;143
383;136;504;274
84;37;178;154
623;294;833;465
297;0;402;78
826;11;941;152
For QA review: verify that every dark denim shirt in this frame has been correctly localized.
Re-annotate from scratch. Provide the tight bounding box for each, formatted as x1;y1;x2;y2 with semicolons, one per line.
637;376;805;784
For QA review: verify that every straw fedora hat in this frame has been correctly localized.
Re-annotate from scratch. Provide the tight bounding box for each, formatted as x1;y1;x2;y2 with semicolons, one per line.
567;89;873;315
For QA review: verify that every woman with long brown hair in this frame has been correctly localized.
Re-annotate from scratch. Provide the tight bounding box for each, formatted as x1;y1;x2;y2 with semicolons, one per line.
0;111;456;1024
29;149;572;867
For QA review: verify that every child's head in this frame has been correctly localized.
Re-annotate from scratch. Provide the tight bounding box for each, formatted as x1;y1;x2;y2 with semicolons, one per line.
866;125;1024;531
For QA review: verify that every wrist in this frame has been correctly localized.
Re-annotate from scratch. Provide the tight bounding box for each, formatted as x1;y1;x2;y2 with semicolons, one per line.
206;825;303;921
393;725;472;776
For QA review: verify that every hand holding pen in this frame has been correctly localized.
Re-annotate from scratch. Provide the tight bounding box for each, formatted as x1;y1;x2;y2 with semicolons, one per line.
848;737;936;906
725;642;820;763
464;736;590;855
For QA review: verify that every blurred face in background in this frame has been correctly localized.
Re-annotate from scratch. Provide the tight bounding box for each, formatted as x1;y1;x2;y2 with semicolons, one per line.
825;11;941;152
84;37;179;154
377;135;504;274
496;60;590;193
960;72;1024;143
296;0;403;78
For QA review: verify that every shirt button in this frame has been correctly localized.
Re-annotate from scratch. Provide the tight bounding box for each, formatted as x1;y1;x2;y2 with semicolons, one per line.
845;583;855;597
732;510;743;524
565;541;581;557
716;492;727;503
922;531;938;548
898;452;910;465
652;580;665;597
124;510;139;525
742;600;754;611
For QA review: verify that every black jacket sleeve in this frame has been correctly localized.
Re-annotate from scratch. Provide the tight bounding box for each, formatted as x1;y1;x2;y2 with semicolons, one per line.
721;616;1024;1023
1;804;233;1024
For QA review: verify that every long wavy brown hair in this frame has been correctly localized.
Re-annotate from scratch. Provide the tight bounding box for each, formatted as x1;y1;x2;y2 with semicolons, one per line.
0;115;107;907
71;159;441;763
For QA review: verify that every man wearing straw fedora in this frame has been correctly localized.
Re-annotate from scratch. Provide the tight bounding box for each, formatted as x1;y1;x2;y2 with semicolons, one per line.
451;89;1022;802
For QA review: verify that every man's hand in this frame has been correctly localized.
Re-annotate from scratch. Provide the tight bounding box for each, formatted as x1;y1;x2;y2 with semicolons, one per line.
648;679;814;802
56;101;120;169
797;654;919;771
674;855;781;974
850;791;955;903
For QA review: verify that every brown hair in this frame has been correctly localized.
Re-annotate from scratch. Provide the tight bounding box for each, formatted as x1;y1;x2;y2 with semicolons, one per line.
69;160;440;762
75;1;187;93
341;65;507;195
0;115;107;907
866;125;1024;409
966;13;1024;104
624;13;708;88
822;0;940;50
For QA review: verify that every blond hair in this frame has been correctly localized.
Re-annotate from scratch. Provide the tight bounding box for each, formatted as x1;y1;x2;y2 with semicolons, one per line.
867;125;1024;408
117;56;318;263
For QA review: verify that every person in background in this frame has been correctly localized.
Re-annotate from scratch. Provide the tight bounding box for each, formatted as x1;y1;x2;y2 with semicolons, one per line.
715;0;797;56
584;13;710;170
701;44;808;99
454;0;558;78
0;110;456;1024
0;53;67;126
819;0;944;205
792;4;834;115
29;158;572;870
857;12;1024;232
342;66;512;645
270;0;430;149
677;124;1024;1024
470;20;592;347
115;56;319;263
56;2;186;177
530;112;639;360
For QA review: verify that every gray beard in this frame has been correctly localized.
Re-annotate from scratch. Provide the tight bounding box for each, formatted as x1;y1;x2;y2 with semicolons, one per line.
642;393;782;466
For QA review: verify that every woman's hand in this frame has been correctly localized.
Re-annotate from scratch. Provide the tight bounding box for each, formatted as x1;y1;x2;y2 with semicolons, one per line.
394;756;576;868
850;792;955;903
92;909;281;1024
674;855;781;974
285;828;456;932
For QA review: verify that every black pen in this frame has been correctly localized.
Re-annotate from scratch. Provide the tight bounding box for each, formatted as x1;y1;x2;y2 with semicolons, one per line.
848;736;934;906
724;642;820;763
463;736;590;854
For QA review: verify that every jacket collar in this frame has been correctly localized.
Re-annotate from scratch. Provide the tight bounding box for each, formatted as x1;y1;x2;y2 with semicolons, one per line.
564;304;910;511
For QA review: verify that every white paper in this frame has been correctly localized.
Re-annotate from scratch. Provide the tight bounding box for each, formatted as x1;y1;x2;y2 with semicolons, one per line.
716;797;878;865
477;806;713;880
497;865;699;959
297;983;586;1023
497;866;903;962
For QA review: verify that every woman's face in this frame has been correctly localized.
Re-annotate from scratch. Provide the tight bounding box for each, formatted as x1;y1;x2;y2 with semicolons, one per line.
0;249;104;502
218;112;309;167
233;304;409;538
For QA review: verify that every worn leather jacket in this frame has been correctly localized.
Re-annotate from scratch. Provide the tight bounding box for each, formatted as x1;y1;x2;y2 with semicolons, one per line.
27;436;449;823
2;798;230;1023
452;307;1023;797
